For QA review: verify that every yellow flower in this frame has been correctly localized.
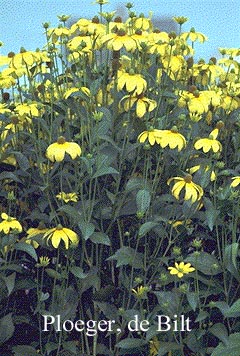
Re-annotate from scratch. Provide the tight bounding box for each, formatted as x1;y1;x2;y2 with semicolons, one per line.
148;31;169;56
168;261;195;278
194;129;222;153
181;28;207;43
46;136;81;162
101;30;137;52
173;16;188;25
219;48;240;57
0;71;16;89
117;70;147;95
24;223;48;248
133;16;152;31
162;55;186;77
0;213;22;234
168;174;203;203
36;256;50;267
0;103;11;115
43;225;79;249
149;337;160;356
230;176;240;188
0;55;11;66
48;26;70;44
188;165;216;181
157;129;186;151
220;95;240;112
132;285;149;299
178;89;213;115
14;102;42;121
93;0;109;4
56;192;78;203
67;35;94;52
138;129;163;146
120;94;157;118
9;49;49;69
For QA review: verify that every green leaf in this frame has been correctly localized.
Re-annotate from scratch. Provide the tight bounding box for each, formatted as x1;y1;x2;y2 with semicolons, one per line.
0;313;14;345
138;221;159;238
136;189;151;214
2;272;16;295
98;135;121;151
209;323;229;346
186;292;198;311
214;301;231;316
224;243;240;281
15;242;38;261
45;268;63;280
90;77;102;95
154;292;180;316
0;171;22;183
107;246;144;269
90;232;111;245
93;166;119;178
70;266;88;279
203;198;220;231
186;252;220;275
95;301;119;321
78;219;95;240
13;151;30;171
116;338;147;349
224;299;240;318
195;310;209;322
62;341;77;354
211;333;240;356
125;177;146;191
58;205;80;223
157;342;182;356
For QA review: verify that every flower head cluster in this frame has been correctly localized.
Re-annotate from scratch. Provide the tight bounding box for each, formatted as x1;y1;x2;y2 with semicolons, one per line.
168;261;195;278
194;128;222;153
168;174;203;203
138;128;186;151
43;225;79;249
46;137;81;162
0;213;22;234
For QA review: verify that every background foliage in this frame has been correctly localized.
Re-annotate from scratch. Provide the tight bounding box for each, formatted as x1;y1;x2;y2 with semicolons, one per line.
0;3;240;355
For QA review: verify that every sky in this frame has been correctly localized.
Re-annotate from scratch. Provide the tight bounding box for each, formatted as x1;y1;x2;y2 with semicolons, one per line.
0;0;239;60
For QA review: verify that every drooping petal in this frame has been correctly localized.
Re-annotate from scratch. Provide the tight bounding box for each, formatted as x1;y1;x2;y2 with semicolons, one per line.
172;181;185;200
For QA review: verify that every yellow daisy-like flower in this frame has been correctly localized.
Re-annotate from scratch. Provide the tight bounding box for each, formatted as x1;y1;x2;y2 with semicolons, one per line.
0;213;22;234
48;26;70;44
133;16;152;31
230;176;240;188
56;192;78;203
167;174;203;203
181;28;207;43
178;89;212;115
157;129;186;151
117;70;147;95
149;337;160;356
36;256;51;267
188;165;216;181
168;261;195;278
132;285;149;299
120;94;157;118
194;129;222;153
0;71;16;89
138;129;163;146
101;30;137;52
0;103;11;115
43;225;79;249
173;16;188;25
46;136;81;162
24;223;48;248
